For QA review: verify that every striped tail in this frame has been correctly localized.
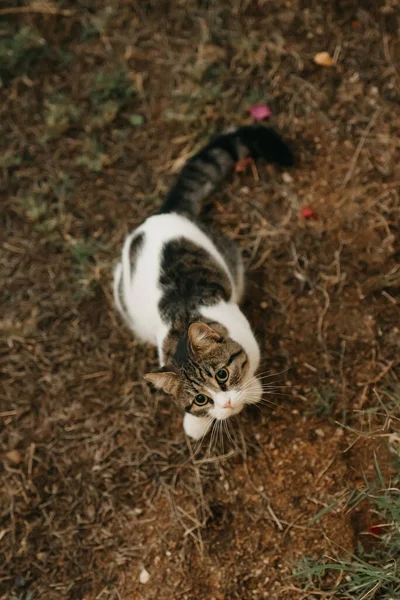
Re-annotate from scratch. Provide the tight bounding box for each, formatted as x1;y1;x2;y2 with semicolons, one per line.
159;125;294;217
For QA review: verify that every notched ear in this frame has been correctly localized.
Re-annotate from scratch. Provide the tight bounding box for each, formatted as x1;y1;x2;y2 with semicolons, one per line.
188;322;222;355
144;368;179;396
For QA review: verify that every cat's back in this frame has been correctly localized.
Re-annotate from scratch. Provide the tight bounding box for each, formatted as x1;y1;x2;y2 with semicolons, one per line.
114;213;236;344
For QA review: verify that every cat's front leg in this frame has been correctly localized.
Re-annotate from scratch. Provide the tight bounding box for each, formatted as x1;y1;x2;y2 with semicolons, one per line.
183;413;213;440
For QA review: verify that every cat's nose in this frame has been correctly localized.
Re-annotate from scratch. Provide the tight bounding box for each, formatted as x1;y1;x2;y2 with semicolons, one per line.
222;399;232;409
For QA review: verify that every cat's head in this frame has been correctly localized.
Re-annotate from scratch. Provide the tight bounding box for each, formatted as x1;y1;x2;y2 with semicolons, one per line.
144;322;261;424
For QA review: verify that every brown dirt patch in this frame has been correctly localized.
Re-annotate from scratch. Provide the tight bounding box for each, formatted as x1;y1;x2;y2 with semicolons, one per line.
1;1;399;599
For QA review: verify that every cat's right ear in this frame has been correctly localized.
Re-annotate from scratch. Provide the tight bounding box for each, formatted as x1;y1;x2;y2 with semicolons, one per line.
144;368;179;397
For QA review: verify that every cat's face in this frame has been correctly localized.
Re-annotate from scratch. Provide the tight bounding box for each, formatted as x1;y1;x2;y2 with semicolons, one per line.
144;322;261;423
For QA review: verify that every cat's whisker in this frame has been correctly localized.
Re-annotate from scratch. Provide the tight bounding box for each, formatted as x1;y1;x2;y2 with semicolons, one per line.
191;432;205;458
237;379;289;397
221;421;227;453
258;387;290;394
261;390;292;398
222;420;228;446
217;420;222;453
210;420;218;455
218;420;225;455
207;421;217;456
204;420;215;457
245;395;278;407
259;383;291;388
247;400;277;408
238;379;257;391
254;377;289;385
257;399;279;408
192;421;212;456
255;367;291;379
238;379;263;394
224;418;234;446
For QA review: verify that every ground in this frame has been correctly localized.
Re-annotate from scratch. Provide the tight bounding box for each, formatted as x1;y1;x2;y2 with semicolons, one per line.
1;1;399;599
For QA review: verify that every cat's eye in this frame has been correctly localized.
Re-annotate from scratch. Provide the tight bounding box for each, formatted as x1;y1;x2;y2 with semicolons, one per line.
216;368;229;383
194;394;209;406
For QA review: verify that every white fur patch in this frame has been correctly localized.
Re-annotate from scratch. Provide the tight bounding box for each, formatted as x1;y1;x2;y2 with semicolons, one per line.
183;413;213;440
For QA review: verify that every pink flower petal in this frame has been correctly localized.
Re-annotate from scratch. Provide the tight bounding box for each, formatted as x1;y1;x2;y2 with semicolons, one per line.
249;104;272;120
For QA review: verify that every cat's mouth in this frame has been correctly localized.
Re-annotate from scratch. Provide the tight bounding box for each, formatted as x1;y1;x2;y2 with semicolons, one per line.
210;404;244;420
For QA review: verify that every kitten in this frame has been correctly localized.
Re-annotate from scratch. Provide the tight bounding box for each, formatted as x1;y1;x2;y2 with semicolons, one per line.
114;126;293;439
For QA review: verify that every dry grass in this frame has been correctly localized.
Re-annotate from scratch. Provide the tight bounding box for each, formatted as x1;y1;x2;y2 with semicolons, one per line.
1;1;399;599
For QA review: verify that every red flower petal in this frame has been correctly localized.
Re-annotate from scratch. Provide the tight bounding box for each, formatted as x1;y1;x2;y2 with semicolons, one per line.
301;206;318;220
249;104;272;120
235;157;253;172
368;524;384;535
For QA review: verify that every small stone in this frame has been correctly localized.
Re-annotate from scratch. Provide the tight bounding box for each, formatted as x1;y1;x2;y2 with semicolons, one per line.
5;450;21;465
37;552;47;563
282;172;293;183
15;575;25;588
139;567;150;584
313;51;334;67
85;504;95;520
315;428;325;437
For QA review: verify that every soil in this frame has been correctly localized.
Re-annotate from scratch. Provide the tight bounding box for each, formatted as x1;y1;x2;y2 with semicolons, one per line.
1;1;399;599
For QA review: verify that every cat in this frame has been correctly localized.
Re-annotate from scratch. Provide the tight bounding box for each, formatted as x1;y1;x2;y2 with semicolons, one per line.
114;125;293;440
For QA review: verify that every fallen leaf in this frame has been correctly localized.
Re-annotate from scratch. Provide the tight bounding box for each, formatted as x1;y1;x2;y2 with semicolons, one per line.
199;43;227;64
313;52;334;67
249;104;272;120
235;157;254;172
127;114;144;126
300;206;318;220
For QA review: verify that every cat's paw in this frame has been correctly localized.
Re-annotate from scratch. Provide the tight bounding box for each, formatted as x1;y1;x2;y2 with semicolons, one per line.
183;413;213;440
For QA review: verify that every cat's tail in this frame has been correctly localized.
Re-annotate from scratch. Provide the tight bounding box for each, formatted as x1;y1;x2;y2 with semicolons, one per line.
159;125;294;217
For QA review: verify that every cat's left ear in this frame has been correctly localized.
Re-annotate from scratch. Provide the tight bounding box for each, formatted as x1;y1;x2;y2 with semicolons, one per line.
144;368;179;396
188;322;222;355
